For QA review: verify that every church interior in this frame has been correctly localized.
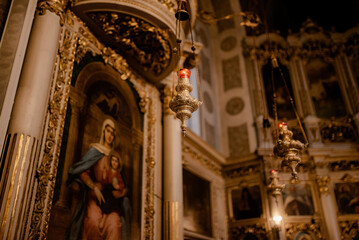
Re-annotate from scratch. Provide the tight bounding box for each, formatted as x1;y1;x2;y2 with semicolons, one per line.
1;0;359;239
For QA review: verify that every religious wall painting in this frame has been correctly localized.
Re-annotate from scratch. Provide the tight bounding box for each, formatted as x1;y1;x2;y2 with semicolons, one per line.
183;168;212;237
230;185;263;220
334;182;359;215
262;59;296;120
282;184;314;216
47;65;143;240
305;58;347;118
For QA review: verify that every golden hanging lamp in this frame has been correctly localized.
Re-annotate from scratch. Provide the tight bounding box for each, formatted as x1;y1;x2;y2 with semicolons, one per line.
169;0;202;135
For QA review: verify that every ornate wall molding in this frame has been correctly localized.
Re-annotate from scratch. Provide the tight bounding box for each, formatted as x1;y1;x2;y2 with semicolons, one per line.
339;220;359;239
229;223;268;240
224;163;261;179
182;144;223;176
285;222;323;240
28;12;158;239
329;160;359;171
319;117;357;143
69;11;150;113
143;88;157;240
29;28;77;239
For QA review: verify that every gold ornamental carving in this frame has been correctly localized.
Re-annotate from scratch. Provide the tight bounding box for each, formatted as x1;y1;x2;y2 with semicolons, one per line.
339;220;359;240
29;28;77;239
143;88;157;240
319;117;357;143
76;24;149;113
157;0;176;13
316;175;330;195
161;84;175;117
37;0;67;25
224;164;261;179
329;160;359;171
285;222;323;240
229;224;268;240
88;12;171;76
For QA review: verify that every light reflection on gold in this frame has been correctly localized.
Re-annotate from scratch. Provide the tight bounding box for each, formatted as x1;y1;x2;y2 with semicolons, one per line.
7;136;30;240
0;134;23;238
164;201;182;240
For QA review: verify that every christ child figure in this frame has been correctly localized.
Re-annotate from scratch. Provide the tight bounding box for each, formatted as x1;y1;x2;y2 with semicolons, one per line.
99;151;127;229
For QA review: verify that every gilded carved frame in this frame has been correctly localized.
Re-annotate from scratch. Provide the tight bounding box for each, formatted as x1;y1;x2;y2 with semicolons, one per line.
28;11;161;239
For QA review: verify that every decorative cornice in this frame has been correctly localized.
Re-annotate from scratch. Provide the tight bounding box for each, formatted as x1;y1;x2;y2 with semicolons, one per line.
182;144;223;176
224;163;261;179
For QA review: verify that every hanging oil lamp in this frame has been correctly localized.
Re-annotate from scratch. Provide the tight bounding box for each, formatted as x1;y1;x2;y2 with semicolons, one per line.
267;169;285;202
273;122;305;182
169;69;202;134
169;0;202;135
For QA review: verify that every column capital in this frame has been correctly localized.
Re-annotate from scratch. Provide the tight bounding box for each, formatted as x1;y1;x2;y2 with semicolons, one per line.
316;175;331;195
37;0;67;24
160;84;175;117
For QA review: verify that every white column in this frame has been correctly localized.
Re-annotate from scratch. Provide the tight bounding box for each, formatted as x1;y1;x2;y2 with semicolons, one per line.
269;196;285;240
162;84;184;240
0;5;63;239
316;176;341;240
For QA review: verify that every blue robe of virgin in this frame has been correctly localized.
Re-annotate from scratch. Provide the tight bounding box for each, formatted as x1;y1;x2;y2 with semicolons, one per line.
66;147;131;240
66;147;104;240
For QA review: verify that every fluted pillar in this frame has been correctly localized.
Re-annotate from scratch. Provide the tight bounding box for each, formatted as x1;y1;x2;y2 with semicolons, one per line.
162;84;184;240
316;175;341;240
0;1;64;239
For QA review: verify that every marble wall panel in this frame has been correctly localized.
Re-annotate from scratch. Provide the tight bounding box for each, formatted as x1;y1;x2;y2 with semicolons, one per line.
223;55;242;91
228;123;249;157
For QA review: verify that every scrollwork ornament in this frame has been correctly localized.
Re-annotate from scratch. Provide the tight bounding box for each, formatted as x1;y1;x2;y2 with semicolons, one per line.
182;144;222;176
36;0;67;25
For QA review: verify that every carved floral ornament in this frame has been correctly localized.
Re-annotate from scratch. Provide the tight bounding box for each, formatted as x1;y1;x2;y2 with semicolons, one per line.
339;220;359;239
88;12;172;77
285;222;323;240
36;0;67;25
